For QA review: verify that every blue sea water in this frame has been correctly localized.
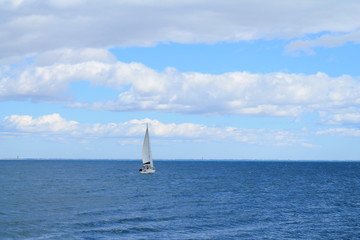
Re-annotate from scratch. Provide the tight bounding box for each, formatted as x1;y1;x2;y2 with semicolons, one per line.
0;160;360;240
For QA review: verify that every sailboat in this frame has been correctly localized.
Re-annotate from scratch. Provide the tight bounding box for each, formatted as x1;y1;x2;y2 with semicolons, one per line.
139;124;155;174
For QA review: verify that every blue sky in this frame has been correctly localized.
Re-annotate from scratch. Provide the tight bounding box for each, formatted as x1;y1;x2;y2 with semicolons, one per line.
1;0;360;160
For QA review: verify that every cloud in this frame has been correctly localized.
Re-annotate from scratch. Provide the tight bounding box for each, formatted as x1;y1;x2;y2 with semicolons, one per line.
0;49;116;101
3;113;78;133
316;128;360;137
301;143;319;148
1;114;307;146
286;30;360;54
320;112;360;125
34;48;116;66
0;0;24;8
48;0;87;8
2;51;360;119
1;0;360;59
79;70;355;117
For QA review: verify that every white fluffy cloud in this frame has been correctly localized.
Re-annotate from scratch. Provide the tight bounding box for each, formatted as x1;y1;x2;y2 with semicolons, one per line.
0;49;116;100
79;70;360;118
1;0;360;59
3;114;359;149
1;114;306;146
3;113;78;133
1;51;360;119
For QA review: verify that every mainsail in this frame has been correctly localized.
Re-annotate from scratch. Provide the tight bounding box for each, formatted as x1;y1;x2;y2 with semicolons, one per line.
142;124;153;168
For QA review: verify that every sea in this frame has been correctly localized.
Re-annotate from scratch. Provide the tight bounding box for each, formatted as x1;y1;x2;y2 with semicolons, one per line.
0;160;360;240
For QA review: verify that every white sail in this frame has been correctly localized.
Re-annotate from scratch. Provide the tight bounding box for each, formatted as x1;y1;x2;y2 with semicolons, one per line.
142;125;153;167
140;124;155;174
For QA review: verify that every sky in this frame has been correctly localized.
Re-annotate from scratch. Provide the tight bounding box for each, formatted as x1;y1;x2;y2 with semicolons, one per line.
1;0;360;160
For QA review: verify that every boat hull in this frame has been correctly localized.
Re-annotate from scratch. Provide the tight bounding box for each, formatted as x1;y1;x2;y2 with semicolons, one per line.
139;168;156;174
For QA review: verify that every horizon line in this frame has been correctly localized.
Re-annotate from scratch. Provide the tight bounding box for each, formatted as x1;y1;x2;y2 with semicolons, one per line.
0;158;359;162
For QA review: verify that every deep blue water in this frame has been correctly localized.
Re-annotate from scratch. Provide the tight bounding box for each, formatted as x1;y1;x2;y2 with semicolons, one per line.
1;160;360;240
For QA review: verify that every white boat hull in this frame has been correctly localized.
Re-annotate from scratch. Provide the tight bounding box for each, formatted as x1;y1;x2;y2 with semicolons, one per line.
139;168;156;174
